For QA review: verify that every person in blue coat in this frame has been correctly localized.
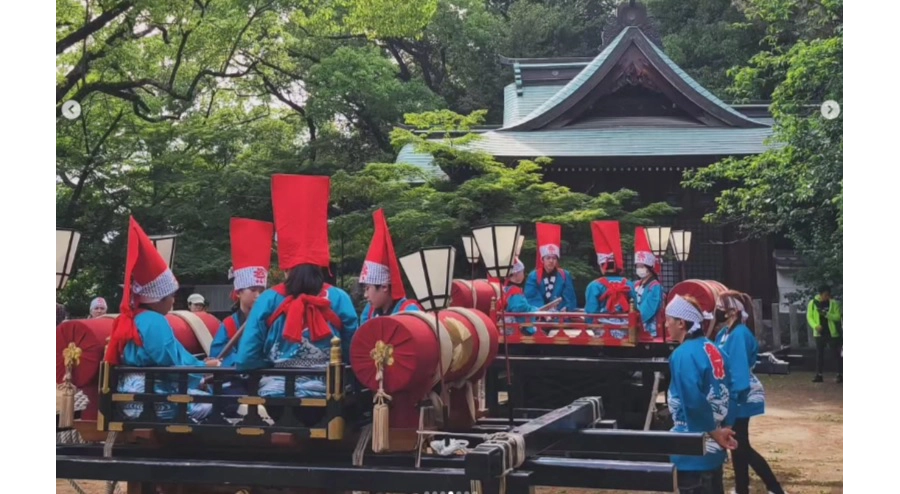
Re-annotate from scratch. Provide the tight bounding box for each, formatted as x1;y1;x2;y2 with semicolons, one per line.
358;209;422;326
524;222;577;312
104;216;216;422
633;227;664;338
233;174;359;400
584;220;632;339
210;218;274;366
664;294;738;494
715;292;786;494
500;257;547;336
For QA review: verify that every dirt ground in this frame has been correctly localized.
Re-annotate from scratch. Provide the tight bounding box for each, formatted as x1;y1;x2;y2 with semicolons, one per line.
57;371;842;494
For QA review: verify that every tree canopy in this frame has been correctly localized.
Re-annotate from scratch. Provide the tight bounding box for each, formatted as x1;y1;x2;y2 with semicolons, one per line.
57;0;842;313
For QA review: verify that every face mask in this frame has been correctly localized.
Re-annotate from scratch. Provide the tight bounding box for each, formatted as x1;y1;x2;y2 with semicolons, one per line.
635;267;649;278
715;309;727;323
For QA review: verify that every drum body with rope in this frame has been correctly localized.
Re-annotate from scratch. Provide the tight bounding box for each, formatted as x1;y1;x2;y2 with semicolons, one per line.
56;311;220;420
668;280;730;338
450;279;501;315
350;308;500;434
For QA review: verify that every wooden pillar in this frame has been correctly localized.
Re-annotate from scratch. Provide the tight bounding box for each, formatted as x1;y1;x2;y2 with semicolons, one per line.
789;305;800;348
751;299;764;347
770;303;781;348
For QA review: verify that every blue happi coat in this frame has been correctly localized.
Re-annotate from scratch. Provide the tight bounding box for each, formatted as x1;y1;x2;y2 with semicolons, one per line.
502;284;541;336
524;268;577;312
210;311;243;367
233;283;359;398
633;278;664;338
117;310;213;421
667;336;735;472
359;298;421;326
715;323;765;418
584;276;633;339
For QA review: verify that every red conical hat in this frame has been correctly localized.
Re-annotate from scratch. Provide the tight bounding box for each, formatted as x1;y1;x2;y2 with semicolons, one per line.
535;222;562;280
591;220;623;269
271;175;331;270
230;218;274;292
634;227;659;272
359;209;406;300
103;217;179;364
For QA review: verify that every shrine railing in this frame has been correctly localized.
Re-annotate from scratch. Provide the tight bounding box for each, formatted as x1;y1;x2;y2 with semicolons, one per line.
497;305;674;346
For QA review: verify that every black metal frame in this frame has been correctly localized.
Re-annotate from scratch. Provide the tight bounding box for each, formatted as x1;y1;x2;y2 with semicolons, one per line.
96;360;359;442
58;396;706;493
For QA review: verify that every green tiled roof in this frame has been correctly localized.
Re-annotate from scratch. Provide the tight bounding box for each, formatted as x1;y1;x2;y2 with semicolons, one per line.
505;28;629;129
395;126;778;179
502;26;764;130
503;84;562;127
646;40;756;124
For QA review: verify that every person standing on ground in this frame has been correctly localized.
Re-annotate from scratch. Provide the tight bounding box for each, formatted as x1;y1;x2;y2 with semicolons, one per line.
664;294;737;494
806;285;842;383
715;292;786;494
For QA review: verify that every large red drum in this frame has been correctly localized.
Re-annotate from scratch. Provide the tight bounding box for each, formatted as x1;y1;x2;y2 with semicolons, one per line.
450;279;501;315
56;310;220;388
668;280;729;315
350;308;500;398
668;280;730;336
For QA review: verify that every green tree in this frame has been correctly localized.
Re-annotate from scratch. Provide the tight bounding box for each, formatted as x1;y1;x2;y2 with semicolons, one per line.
683;0;842;293
331;110;679;305
647;0;767;96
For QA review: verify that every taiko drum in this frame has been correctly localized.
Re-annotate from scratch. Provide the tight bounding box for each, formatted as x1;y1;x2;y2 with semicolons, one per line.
350;307;499;399
450;279;502;315
56;310;220;388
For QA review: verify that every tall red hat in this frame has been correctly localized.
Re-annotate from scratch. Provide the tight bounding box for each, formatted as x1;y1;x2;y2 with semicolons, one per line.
359;209;405;300
271;175;331;270
535;223;562;279
634;227;660;272
230;218;274;292
104;216;179;364
591;220;623;269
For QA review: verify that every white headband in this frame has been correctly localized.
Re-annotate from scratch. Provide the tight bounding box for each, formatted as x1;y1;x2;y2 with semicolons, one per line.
666;295;713;334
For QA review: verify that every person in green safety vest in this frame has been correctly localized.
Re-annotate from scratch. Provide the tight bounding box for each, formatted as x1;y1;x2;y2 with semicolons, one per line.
806;285;842;383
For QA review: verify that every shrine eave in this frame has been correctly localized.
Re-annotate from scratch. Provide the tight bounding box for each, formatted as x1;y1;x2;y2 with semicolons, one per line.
502;27;767;130
394;126;778;181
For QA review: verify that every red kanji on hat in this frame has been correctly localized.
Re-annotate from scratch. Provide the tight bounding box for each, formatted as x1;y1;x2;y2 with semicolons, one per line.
104;216;179;364
359;209;406;300
591;220;623;269
230;218;274;292
634;227;660;273
271;175;331;270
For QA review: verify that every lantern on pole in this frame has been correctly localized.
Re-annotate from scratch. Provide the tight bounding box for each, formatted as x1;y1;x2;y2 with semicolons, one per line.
149;234;178;271
471;224;521;279
670;230;693;281
56;229;82;291
461;235;481;281
644;226;671;258
399;246;456;311
515;235;525;257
